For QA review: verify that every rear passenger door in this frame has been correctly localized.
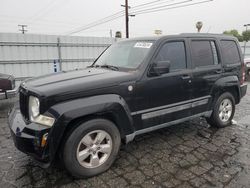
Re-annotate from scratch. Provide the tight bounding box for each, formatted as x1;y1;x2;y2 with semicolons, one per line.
189;39;222;114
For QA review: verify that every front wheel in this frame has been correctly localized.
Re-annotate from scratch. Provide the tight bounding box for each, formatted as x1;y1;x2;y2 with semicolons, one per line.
206;92;235;128
62;119;121;178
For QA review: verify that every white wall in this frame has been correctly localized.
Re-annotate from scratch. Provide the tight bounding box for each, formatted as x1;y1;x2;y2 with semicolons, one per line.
0;33;115;79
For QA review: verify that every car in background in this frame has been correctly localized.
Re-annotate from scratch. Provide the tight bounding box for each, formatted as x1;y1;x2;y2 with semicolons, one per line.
244;58;250;77
0;73;18;100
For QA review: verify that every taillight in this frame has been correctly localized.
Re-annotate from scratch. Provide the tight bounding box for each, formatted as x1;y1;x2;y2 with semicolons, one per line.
241;63;245;85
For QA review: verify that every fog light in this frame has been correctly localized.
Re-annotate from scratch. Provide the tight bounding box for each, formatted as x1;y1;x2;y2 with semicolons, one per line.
41;133;48;147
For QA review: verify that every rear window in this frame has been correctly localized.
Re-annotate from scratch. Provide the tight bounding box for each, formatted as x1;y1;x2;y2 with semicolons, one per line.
221;40;241;64
191;40;219;67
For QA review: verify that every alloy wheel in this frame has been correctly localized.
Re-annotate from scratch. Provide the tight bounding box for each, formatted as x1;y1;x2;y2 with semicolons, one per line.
76;130;112;168
218;98;233;122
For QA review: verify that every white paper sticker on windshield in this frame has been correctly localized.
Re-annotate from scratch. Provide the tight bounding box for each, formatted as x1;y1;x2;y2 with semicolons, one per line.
134;42;153;49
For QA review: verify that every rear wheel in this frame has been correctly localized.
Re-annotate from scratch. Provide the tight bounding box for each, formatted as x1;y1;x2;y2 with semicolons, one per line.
207;92;235;128
62;119;121;178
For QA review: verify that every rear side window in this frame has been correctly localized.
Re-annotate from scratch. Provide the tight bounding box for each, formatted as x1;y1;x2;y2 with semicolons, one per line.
191;40;219;67
221;40;240;64
155;41;186;71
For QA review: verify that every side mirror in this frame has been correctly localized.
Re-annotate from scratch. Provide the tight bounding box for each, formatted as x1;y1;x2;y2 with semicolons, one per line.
149;61;170;76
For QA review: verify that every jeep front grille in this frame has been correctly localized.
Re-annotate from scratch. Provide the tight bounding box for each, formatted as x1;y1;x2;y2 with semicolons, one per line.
19;88;29;120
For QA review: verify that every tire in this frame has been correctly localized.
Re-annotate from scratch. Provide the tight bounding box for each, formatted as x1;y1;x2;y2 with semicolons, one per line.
206;92;235;128
62;118;121;178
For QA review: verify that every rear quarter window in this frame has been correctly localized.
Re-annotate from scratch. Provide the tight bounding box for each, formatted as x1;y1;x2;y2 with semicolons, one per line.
220;40;241;64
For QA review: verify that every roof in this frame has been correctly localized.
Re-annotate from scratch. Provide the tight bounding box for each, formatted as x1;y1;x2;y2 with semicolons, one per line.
124;33;237;42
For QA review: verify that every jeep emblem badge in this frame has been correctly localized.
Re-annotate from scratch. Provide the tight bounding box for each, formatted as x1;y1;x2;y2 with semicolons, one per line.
128;85;133;91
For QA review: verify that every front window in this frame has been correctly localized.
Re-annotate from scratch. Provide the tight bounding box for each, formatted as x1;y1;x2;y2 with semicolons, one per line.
94;40;154;69
155;41;187;71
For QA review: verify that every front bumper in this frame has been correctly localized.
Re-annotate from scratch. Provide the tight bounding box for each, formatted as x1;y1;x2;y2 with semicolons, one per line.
240;84;247;98
0;86;19;100
8;106;52;166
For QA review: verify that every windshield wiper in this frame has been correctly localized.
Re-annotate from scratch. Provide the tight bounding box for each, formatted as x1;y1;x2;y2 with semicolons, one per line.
99;64;119;71
87;64;99;68
90;64;119;71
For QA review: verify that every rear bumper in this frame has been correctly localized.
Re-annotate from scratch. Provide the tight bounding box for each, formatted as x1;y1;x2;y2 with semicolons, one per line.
240;84;247;98
0;87;18;100
8;106;52;167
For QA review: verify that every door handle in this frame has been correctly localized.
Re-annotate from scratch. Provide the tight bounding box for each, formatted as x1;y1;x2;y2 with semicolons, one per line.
215;69;222;74
181;75;191;80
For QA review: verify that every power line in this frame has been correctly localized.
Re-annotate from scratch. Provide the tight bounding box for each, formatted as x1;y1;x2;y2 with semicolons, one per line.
65;1;176;35
133;0;172;8
131;0;192;14
28;0;58;22
131;0;213;15
65;11;125;35
28;0;69;24
0;14;122;32
67;15;124;35
0;14;89;27
65;0;213;35
65;0;177;35
1;0;214;35
3;1;176;34
131;0;175;11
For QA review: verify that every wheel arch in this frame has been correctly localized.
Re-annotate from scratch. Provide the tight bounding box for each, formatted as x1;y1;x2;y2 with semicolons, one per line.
47;94;135;162
211;76;241;106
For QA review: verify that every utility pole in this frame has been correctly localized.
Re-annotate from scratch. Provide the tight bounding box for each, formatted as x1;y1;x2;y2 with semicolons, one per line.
18;25;27;34
125;0;129;38
121;0;129;38
243;24;250;58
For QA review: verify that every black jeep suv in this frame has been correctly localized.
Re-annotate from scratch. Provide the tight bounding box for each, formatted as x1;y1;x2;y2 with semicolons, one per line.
8;34;247;178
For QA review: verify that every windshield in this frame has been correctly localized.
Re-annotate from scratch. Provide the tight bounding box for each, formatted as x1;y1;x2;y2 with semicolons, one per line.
94;40;154;69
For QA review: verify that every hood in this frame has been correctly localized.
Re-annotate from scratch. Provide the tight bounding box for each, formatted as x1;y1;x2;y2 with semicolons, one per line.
24;67;136;98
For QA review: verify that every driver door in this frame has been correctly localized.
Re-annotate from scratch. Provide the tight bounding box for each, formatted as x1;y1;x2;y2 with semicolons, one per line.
133;39;193;130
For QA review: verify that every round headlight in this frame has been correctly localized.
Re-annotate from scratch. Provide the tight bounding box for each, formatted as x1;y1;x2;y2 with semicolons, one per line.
29;96;40;119
28;96;55;127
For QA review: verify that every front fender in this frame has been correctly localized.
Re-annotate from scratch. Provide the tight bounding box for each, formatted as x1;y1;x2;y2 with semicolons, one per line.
46;94;134;161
